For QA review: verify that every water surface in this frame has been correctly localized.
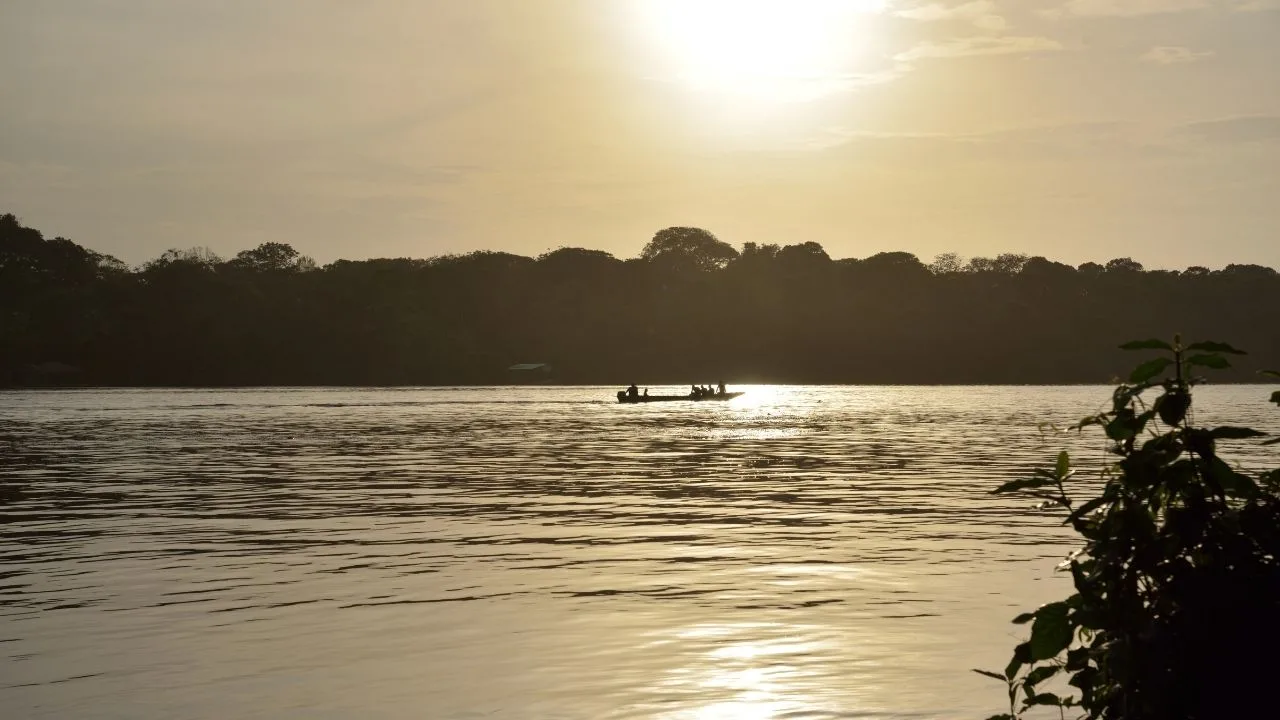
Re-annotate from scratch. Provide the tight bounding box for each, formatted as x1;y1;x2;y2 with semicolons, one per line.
2;385;1276;719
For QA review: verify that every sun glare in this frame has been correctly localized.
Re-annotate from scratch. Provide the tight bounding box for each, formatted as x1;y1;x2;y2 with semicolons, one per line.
634;0;885;104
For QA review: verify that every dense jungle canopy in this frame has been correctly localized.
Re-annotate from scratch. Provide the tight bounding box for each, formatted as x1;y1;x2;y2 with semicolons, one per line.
4;213;1278;386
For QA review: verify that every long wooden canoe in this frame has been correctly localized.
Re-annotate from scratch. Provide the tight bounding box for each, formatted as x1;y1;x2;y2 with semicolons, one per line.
616;391;743;404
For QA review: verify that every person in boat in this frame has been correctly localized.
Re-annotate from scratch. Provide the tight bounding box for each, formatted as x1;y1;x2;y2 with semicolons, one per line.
627;383;639;399
643;388;649;397
690;385;701;398
718;381;726;395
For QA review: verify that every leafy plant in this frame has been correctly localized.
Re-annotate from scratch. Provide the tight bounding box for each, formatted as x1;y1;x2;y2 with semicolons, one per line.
976;337;1280;719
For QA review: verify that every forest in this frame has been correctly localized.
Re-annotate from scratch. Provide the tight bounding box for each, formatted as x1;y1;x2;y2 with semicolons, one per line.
3;212;1279;387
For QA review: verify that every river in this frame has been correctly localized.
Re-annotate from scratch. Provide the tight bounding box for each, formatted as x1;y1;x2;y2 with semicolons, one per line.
2;385;1276;719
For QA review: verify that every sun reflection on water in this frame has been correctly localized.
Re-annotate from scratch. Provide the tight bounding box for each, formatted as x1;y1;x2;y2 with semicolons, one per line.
734;384;786;410
10;385;1240;717
649;623;835;720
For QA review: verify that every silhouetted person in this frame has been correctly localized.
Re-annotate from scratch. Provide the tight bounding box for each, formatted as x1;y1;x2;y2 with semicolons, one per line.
718;382;726;395
643;388;649;397
690;385;700;398
627;383;639;398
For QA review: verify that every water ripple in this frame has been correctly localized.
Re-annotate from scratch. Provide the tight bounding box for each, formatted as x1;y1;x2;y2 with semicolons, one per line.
1;385;1275;719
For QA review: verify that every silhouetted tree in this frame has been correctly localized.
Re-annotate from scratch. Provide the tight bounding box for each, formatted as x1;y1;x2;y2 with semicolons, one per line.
2;212;1278;387
144;247;222;273
857;251;926;273
929;252;964;274
992;252;1030;274
1106;256;1145;273
537;247;619;267
226;242;315;273
1221;263;1277;278
967;256;997;273
641;226;739;272
1021;256;1076;279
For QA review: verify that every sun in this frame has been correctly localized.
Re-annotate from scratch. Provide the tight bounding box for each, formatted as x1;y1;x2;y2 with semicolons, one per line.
632;0;885;104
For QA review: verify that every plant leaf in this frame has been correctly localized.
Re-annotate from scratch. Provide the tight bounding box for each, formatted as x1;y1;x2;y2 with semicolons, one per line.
1066;496;1110;527
1186;341;1247;355
1006;642;1031;679
1156;390;1191;426
973;669;1007;682
1029;602;1073;661
1129;357;1172;383
983;715;1015;720
1074;414;1103;430
1066;646;1091;671
1105;408;1152;441
1209;426;1268;440
1023;692;1065;708
1119;339;1173;351
1012;612;1035;625
992;477;1058;494
1024;665;1060;688
1208;457;1259;497
1055;451;1070;479
1261;369;1280;379
1186;353;1230;369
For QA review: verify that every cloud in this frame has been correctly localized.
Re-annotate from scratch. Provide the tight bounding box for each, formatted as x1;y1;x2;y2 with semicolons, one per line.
1046;0;1210;17
897;0;994;20
1230;0;1280;9
896;0;1010;28
895;35;1064;61
1180;116;1280;143
1141;46;1214;64
972;14;1011;29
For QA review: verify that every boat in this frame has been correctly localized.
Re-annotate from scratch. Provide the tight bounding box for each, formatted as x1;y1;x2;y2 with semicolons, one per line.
616;390;744;404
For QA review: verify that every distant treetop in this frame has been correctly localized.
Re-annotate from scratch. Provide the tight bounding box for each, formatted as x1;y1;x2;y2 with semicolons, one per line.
641;226;739;272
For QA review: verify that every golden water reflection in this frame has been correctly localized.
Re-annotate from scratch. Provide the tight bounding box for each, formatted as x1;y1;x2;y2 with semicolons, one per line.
650;622;830;720
4;386;1277;718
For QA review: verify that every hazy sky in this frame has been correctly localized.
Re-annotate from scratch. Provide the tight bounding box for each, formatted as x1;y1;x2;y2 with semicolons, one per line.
3;0;1279;268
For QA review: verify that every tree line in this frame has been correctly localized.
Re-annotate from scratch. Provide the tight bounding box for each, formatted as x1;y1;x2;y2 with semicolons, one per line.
3;214;1278;386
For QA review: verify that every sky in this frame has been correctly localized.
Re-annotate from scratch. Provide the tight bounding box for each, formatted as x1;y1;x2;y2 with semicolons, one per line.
3;0;1279;268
